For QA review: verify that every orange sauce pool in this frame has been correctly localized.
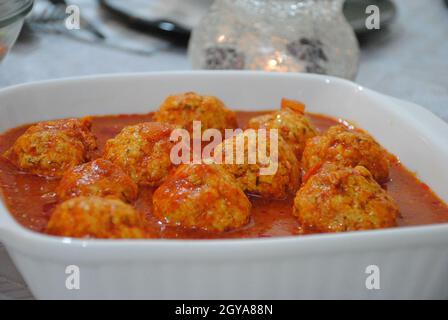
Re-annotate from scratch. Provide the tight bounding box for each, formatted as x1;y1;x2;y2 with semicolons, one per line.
1;111;448;239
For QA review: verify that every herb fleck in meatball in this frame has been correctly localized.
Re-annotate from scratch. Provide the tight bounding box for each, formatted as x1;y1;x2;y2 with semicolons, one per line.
3;118;97;178
247;98;317;158
293;164;399;233
153;163;251;232
46;196;145;239
302;125;391;183
153;92;238;133
56;158;138;203
214;130;301;199
103;122;175;187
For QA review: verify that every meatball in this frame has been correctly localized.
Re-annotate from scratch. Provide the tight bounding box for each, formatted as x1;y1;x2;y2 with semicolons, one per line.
153;163;251;232
3;118;97;178
103;122;175;187
213;130;301;199
293;164;399;233
56;158;138;203
246;98;317;158
302;125;391;183
153;92;238;133
46;196;145;239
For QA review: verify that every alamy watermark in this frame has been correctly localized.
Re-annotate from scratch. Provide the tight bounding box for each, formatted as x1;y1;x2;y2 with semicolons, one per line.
64;264;381;292
62;4;381;32
169;121;279;176
65;265;80;290
65;5;80;30
365;264;380;290
365;5;381;30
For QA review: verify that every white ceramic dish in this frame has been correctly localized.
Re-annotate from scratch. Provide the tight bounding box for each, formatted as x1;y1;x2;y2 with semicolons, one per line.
0;71;447;300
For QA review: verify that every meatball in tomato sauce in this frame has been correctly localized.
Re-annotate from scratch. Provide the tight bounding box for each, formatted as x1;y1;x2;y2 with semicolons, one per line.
246;99;317;159
153;163;251;232
302;125;391;183
3;118;96;178
293;164;399;233
56;158;138;203
153;92;238;134
46;196;145;239
103;122;175;187
214;130;301;199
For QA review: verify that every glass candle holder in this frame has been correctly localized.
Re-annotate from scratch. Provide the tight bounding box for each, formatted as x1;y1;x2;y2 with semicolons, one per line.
188;0;359;80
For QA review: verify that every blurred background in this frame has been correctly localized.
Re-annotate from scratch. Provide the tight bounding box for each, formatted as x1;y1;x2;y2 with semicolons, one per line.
0;1;446;105
0;0;447;300
0;0;446;120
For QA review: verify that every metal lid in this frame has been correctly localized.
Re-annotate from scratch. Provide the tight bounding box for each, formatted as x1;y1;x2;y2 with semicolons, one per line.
0;0;34;28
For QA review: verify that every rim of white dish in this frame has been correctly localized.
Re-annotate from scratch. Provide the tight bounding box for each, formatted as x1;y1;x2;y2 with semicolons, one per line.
0;71;447;252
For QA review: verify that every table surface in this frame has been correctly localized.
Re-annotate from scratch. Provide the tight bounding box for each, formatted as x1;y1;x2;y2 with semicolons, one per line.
0;0;447;299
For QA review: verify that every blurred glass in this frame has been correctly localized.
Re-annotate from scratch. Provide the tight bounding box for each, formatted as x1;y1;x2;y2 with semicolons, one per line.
0;0;34;63
188;0;359;79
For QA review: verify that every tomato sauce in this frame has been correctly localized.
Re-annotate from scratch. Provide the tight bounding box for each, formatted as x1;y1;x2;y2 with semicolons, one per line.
1;111;448;239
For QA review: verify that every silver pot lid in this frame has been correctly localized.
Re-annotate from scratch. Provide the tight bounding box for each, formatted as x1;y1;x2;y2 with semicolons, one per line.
0;0;34;28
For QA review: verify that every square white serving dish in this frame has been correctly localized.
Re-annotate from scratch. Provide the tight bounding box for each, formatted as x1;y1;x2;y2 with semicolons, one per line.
0;71;447;300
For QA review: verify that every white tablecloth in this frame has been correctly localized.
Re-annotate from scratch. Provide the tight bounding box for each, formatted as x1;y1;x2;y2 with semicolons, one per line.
0;0;447;299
